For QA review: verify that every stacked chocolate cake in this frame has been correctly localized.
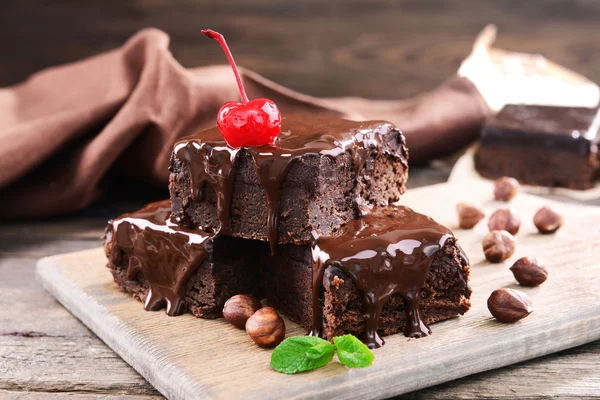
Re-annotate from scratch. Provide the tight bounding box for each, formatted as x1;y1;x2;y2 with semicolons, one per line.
104;114;471;347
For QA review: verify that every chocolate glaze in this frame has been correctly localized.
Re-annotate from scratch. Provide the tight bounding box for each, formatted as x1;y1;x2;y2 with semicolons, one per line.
107;115;461;346
173;114;397;253
482;105;600;156
106;200;214;316
311;206;452;348
106;199;458;347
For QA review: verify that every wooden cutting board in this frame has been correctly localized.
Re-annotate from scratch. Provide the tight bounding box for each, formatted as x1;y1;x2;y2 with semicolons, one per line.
36;181;600;400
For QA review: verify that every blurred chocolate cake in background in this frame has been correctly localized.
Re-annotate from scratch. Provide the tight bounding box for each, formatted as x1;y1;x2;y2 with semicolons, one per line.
475;105;600;190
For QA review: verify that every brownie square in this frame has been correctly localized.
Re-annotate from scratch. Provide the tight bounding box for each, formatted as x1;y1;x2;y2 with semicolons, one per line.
318;238;471;341
104;201;261;318
261;240;471;341
260;207;472;344
169;114;409;245
475;105;600;189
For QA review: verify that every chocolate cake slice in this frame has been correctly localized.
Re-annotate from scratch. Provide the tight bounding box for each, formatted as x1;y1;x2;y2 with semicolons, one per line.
169;114;409;250
103;202;470;347
260;206;471;347
103;200;261;318
475;104;600;189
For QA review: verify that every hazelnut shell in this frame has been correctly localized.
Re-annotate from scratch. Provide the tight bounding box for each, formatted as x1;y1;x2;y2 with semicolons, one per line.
510;257;548;287
488;288;533;323
488;208;521;235
456;202;485;229
223;294;262;329
494;177;520;201
482;230;516;263
246;306;285;348
533;206;564;234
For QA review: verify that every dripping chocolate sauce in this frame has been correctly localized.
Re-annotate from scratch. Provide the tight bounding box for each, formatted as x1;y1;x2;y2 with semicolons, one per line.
107;200;212;316
310;207;452;348
173;114;393;254
108;114;453;346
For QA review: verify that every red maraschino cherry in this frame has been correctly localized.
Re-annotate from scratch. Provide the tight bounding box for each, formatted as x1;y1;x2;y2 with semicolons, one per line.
202;29;282;148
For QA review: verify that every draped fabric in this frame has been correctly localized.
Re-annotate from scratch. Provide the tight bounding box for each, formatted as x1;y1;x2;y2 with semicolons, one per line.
0;28;490;218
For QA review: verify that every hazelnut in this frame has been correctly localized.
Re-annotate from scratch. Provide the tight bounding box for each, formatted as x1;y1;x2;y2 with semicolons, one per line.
494;177;520;201
223;294;262;329
482;230;516;263
488;208;521;235
510;257;548;287
487;288;533;323
533;206;564;234
456;202;485;229
245;307;285;348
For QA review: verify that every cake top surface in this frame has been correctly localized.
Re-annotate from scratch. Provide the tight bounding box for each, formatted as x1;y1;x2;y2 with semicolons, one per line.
485;104;600;142
313;206;452;259
174;114;394;155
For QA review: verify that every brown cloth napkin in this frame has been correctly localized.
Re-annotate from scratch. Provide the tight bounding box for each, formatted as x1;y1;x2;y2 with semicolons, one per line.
0;28;490;218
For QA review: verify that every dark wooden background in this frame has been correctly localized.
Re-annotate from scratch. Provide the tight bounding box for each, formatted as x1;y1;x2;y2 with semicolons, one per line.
2;1;600;399
1;0;599;100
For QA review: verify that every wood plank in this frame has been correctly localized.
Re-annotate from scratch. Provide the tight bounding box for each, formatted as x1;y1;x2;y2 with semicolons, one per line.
0;185;163;242
1;0;599;99
0;256;161;398
35;181;600;399
398;340;600;399
0;390;162;400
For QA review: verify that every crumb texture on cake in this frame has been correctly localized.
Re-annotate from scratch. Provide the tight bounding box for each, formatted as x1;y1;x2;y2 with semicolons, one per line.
320;238;471;341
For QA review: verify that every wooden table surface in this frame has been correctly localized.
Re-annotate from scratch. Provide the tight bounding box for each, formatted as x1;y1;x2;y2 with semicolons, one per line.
1;1;599;399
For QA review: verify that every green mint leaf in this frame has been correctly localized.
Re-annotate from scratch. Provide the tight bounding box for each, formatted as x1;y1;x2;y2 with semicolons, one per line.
270;336;335;374
333;334;374;368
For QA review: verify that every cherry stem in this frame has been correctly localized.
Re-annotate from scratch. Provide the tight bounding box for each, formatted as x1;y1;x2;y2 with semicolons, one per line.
202;29;249;104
